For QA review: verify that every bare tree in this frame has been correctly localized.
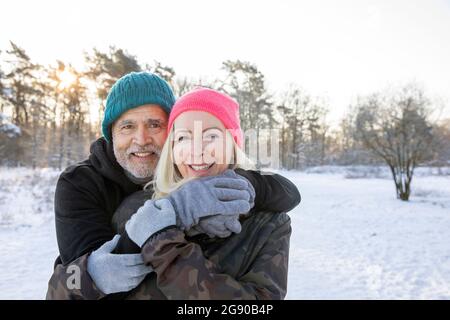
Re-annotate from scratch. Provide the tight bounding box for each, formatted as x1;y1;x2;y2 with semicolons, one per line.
172;76;201;97
277;86;329;169
354;84;434;201
335;107;380;165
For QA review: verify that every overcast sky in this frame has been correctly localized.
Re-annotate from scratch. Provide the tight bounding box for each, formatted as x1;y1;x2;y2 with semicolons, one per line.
1;0;450;123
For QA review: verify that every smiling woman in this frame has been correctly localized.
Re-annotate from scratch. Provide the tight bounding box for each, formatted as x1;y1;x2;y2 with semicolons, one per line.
121;87;295;299
152;88;253;198
172;110;237;179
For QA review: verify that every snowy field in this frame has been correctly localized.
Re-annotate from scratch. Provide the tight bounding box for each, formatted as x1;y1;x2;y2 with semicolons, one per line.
0;166;449;300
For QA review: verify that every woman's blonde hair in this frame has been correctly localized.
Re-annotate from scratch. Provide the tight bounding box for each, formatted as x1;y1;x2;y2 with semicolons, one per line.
146;128;254;199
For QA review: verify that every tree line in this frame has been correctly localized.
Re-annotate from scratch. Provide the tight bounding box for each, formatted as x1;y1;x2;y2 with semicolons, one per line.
1;41;449;200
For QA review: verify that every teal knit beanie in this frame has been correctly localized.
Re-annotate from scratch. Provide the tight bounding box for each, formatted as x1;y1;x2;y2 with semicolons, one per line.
102;71;176;142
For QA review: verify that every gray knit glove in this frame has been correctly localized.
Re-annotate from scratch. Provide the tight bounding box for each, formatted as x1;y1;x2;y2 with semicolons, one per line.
167;169;254;231
187;170;255;238
125;198;177;247
87;235;153;295
233;170;256;209
195;214;242;238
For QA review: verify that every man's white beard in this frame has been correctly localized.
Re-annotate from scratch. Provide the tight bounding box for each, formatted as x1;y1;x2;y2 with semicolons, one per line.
113;144;160;179
123;163;155;179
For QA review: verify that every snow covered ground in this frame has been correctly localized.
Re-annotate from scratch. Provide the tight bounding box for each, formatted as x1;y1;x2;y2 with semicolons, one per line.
0;168;59;299
0;166;449;299
283;170;450;299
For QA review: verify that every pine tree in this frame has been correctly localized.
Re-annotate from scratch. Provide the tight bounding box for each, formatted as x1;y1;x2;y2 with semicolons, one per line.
84;46;142;122
2;42;49;168
3;41;43;126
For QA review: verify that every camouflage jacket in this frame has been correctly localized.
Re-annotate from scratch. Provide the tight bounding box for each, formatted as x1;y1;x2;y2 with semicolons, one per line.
46;210;291;300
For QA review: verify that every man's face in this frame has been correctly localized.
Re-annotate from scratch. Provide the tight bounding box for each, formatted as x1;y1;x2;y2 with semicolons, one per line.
112;105;168;179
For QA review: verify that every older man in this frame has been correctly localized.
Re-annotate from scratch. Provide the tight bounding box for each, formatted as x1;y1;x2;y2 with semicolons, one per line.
47;72;300;299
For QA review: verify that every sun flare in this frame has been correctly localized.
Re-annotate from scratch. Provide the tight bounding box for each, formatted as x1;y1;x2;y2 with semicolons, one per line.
57;69;77;90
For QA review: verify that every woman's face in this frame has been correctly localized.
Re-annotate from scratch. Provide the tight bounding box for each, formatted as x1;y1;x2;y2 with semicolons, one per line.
173;111;234;179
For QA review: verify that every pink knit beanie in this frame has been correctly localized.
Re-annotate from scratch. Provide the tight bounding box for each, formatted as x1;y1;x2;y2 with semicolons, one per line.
168;88;243;147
